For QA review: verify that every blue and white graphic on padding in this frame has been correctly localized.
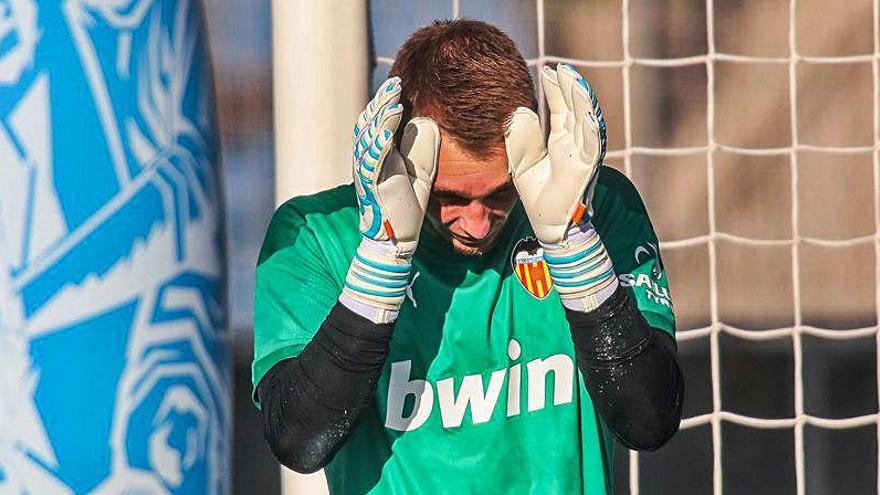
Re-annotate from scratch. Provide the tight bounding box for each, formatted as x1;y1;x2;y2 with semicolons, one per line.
0;0;229;493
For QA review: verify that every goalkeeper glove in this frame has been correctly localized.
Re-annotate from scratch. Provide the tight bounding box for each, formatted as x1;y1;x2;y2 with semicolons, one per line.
505;64;617;312
339;77;440;323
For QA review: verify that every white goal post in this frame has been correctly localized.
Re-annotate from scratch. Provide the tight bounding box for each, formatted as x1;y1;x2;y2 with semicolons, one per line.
272;1;368;494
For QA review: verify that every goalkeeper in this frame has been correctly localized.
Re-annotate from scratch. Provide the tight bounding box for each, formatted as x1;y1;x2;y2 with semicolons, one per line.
254;19;683;494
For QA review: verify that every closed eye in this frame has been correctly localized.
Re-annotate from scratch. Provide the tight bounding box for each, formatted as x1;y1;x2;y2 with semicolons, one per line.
432;192;471;206
483;183;518;207
432;181;516;207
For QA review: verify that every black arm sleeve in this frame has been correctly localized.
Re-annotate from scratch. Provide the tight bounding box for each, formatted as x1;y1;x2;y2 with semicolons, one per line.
257;302;393;473
565;285;684;451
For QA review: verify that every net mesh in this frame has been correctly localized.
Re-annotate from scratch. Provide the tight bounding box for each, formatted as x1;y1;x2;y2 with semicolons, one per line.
373;0;880;492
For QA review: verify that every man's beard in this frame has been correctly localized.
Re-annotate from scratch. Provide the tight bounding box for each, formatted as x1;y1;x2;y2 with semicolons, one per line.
425;214;508;257
451;239;484;256
448;228;504;256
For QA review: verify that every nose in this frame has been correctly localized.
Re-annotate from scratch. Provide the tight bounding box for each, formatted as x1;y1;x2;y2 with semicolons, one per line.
458;201;492;239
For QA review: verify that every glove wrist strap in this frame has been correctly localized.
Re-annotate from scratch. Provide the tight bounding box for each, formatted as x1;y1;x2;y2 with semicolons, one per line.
542;221;618;313
340;237;413;324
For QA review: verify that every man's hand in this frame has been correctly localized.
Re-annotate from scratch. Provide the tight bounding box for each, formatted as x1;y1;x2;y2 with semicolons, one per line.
505;64;606;245
342;77;440;323
352;76;440;254
505;64;615;312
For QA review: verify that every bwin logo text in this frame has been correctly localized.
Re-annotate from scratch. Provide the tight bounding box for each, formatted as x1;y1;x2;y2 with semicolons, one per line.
384;339;575;431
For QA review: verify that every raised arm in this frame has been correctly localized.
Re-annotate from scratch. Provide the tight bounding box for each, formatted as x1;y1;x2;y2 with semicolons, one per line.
257;77;439;472
506;64;683;450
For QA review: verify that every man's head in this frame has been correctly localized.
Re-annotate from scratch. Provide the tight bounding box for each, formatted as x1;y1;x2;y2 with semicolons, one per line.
390;19;536;256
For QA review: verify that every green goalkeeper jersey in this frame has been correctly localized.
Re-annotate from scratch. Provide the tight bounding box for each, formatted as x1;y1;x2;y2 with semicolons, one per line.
253;167;675;495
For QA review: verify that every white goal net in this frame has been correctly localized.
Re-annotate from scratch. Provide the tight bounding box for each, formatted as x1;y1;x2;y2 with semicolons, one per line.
370;0;879;493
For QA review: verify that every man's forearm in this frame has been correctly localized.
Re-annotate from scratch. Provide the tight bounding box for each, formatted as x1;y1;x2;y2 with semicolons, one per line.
258;303;393;473
258;77;438;473
565;285;684;451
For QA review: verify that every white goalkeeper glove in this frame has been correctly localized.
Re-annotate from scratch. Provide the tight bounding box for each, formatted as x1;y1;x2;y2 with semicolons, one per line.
340;77;440;323
505;64;618;312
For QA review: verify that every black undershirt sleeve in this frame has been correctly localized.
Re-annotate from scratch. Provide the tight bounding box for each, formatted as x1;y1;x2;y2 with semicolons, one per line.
257;302;393;473
259;284;682;472
565;285;684;451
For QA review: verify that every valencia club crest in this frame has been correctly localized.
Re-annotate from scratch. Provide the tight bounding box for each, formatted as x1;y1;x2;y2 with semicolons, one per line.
511;237;553;299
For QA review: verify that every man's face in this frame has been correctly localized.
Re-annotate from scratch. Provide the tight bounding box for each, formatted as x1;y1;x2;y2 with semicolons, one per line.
425;134;519;256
